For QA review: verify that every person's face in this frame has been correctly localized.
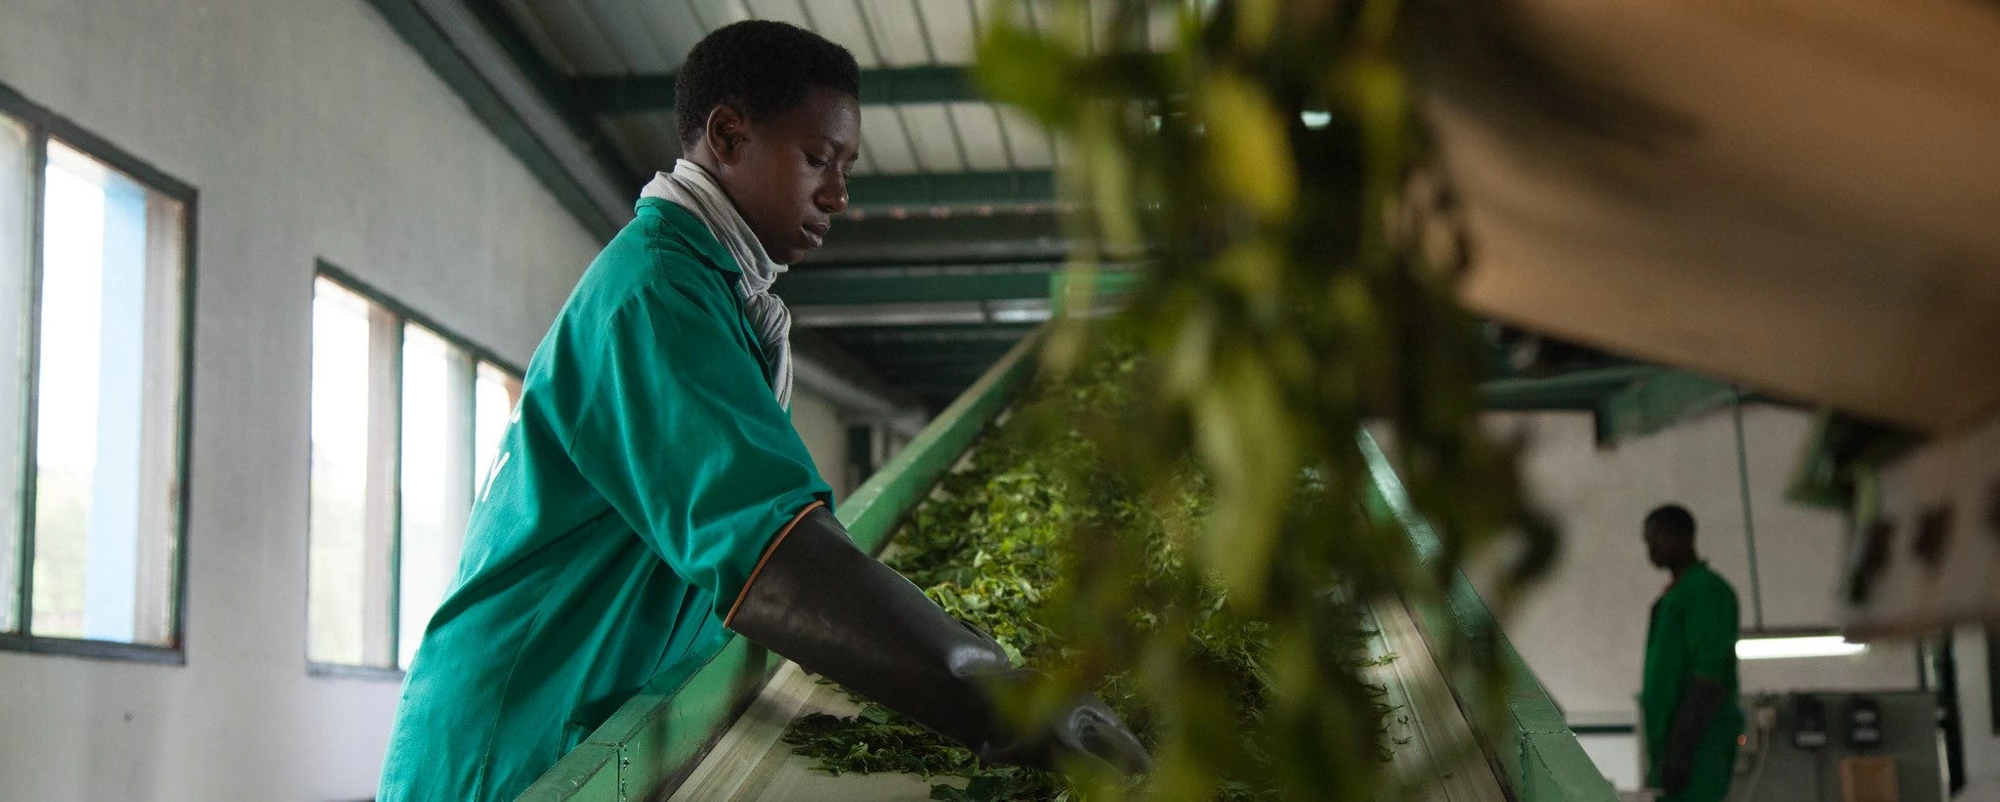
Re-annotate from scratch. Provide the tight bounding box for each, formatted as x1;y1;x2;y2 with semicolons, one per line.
1644;523;1687;569
705;87;861;265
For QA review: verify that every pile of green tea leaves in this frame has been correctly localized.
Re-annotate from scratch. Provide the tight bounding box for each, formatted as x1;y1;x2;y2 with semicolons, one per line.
781;347;1394;801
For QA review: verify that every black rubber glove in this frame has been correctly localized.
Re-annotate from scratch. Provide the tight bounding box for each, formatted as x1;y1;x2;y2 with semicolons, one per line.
1662;675;1726;796
727;506;1153;776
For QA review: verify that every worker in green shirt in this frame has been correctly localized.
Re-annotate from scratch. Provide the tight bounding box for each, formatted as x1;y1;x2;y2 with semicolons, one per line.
378;21;1146;801
1640;504;1744;802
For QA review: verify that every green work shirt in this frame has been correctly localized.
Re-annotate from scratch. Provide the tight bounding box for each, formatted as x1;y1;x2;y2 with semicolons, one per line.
1641;561;1745;799
378;198;831;802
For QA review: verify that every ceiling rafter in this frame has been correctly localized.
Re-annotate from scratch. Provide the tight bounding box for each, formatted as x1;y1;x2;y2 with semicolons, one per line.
572;65;980;114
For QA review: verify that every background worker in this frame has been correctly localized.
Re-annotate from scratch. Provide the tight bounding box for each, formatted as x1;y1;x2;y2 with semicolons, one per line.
1641;503;1745;802
377;21;1146;801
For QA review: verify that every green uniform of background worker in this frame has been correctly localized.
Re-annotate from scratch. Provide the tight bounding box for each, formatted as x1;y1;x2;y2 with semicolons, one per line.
1641;504;1745;802
377;21;1147;801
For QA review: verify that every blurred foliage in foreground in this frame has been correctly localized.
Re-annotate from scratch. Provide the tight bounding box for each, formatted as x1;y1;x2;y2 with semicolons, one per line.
963;0;1560;798
784;346;1393;801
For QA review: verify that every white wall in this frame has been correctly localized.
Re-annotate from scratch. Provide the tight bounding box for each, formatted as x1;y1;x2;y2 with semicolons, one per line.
1471;406;1922;788
0;1;606;800
790;391;849;497
1954;628;2000;800
0;5;890;799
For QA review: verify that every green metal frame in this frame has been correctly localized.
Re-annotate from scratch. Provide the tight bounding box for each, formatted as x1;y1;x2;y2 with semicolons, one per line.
1482;366;1742;446
780;263;1062;305
1358;430;1618;800
577;65;980;115
1594;371;1736;446
849;171;1057;209
1048;267;1145;310
524;320;1610;799
822;323;1041;347
780;265;1146;307
521;328;1045;801
1481;366;1657;411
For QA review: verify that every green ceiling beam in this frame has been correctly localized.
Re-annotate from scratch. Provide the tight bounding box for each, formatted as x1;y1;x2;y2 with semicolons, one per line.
779;263;1061;305
847;171;1057;209
825;323;1038;349
780;265;1143;306
1592;370;1738;446
807;212;1070;266
873;354;1003;373
1481;366;1742;445
575;65;979;115
1050;267;1145;308
1481;366;1658;411
863;346;1018;366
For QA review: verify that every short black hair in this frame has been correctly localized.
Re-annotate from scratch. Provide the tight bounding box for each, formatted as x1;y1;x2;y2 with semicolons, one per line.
1645;504;1697;540
675;20;860;147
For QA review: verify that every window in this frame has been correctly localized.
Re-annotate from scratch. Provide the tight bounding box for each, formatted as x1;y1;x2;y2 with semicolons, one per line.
0;86;194;662
307;268;520;674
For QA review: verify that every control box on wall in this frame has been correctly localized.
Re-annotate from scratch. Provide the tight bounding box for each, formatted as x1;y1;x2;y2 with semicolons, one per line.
1729;691;1939;802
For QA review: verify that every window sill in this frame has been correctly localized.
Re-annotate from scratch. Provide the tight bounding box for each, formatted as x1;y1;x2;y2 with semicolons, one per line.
0;633;185;665
307;661;406;682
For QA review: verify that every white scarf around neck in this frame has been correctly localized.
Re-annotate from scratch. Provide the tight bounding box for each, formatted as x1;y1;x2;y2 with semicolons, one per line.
641;159;794;409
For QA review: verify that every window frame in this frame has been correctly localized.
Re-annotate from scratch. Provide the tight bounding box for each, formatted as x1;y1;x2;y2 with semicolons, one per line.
0;82;199;665
306;260;521;680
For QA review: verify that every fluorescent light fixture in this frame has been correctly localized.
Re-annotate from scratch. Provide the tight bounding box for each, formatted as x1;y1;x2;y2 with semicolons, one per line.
1735;635;1868;660
1300;110;1333;129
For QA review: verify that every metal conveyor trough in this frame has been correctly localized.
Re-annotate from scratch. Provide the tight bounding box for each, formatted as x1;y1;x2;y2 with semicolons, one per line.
520;331;1617;802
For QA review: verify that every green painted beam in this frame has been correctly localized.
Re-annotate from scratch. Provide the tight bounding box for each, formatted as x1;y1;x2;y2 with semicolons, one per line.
808;212;1069;266
575;65;979;114
898;383;991;400
1482;365;1746;445
782;265;1147;306
1592;370;1737;446
882;360;997;374
848;171;1057;209
878;367;997;383
877;372;1003;390
865;339;1021;358
1480;366;1657;411
1357;430;1618;800
825;323;1040;348
1049;266;1146;313
780;263;1061;305
522;328;1046;800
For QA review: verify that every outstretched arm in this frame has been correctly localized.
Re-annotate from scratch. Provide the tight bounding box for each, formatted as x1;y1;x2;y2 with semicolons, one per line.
729;505;1152;775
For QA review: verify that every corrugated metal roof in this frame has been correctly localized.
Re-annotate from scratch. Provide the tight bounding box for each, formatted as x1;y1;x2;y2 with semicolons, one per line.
488;0;1085;407
502;0;1058;183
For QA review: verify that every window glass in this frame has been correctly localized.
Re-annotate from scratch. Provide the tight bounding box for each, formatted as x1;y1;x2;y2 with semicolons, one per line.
473;360;519;500
307;273;524;672
398;323;471;669
308;278;394;666
0;115;28;634
30;139;184;645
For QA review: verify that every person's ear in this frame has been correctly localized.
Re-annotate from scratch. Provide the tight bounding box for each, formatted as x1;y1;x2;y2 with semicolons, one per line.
704;104;750;166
